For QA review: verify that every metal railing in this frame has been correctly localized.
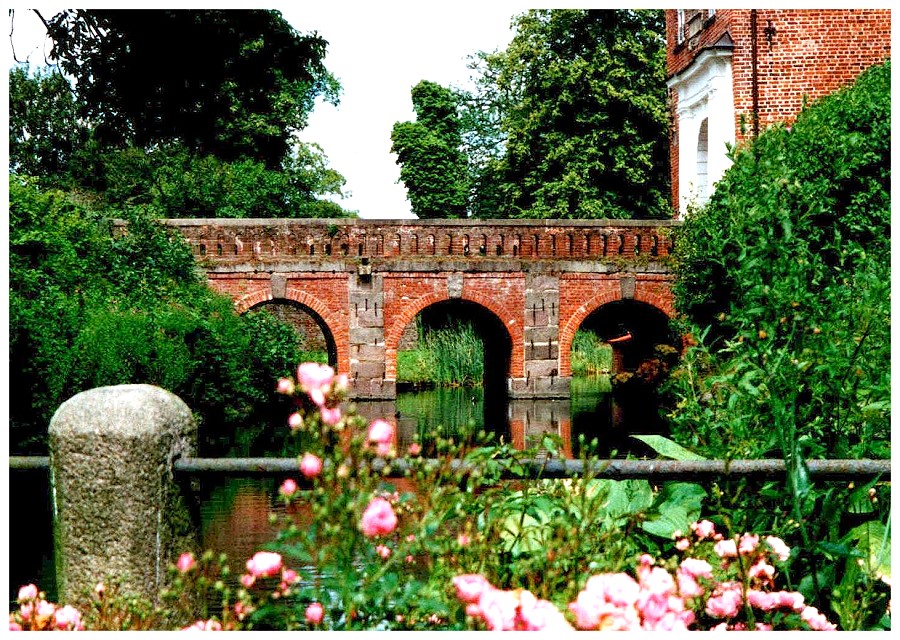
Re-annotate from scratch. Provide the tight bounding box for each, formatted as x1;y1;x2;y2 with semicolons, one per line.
10;456;891;482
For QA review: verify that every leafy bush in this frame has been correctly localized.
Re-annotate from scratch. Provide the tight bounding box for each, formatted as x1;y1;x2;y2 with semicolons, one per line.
668;60;890;461
9;177;302;454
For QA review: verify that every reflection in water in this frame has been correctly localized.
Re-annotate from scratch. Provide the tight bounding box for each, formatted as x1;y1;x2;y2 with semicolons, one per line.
20;379;666;605
195;378;665;568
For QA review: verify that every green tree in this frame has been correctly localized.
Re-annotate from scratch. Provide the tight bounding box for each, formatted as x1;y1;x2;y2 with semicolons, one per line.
36;9;340;169
391;80;469;218
9;176;304;455
465;9;670;219
8;65;89;184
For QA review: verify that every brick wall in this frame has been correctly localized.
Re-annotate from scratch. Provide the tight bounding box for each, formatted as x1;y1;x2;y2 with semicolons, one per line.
667;9;891;145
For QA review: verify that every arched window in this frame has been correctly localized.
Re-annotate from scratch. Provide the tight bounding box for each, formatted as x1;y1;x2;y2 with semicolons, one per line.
696;118;709;204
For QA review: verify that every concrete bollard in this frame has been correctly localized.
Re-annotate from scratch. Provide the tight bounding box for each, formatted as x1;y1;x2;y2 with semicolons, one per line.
49;384;198;605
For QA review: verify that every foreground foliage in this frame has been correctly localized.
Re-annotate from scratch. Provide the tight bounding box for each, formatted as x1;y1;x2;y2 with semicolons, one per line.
12;365;889;630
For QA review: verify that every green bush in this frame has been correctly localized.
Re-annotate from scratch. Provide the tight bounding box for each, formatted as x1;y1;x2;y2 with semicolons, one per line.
665;61;891;626
9;177;302;455
668;60;890;461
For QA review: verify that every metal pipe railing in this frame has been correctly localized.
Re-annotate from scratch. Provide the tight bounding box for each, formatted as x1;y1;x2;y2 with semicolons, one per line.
10;456;890;482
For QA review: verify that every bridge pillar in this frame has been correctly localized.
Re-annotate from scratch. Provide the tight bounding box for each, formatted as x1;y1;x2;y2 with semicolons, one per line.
512;273;571;398
349;272;395;399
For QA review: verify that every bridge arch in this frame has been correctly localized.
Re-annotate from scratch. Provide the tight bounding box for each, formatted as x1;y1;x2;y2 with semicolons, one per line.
235;289;348;373
384;292;520;382
559;288;675;377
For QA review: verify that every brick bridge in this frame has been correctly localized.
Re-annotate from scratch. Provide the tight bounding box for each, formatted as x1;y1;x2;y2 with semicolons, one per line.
164;218;681;400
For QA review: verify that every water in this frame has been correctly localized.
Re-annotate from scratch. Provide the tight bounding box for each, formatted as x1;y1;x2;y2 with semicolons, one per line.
12;378;666;605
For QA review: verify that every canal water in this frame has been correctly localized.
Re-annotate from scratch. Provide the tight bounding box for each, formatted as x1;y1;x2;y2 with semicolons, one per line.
10;378;666;604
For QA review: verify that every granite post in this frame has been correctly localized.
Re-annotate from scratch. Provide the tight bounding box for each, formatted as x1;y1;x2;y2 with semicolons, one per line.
48;385;197;605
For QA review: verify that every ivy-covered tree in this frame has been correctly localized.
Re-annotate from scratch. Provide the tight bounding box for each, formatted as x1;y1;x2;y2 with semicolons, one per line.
464;9;671;219
35;9;340;169
391;81;468;219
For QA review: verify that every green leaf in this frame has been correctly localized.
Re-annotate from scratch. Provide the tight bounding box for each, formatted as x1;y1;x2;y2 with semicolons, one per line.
630;435;707;460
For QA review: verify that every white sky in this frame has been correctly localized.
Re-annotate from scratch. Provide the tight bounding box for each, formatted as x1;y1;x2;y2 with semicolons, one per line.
4;2;554;219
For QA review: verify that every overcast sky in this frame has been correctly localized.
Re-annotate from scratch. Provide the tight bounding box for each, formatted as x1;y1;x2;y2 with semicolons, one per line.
4;2;561;219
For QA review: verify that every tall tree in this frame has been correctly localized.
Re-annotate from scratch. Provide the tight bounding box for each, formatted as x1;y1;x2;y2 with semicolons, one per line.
391;81;468;219
37;9;340;169
8;65;88;183
466;9;671;219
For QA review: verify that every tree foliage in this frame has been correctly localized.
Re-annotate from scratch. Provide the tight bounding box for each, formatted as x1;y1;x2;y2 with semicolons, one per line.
666;61;891;461
9;177;303;455
463;9;670;219
40;9;340;168
9;65;89;182
391;81;469;218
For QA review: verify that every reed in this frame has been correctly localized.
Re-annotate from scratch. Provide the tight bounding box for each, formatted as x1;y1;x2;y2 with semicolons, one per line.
397;320;484;386
570;330;613;379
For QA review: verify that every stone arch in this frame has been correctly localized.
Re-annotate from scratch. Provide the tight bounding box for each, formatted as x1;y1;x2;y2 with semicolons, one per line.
234;288;348;372
558;285;674;377
384;290;521;380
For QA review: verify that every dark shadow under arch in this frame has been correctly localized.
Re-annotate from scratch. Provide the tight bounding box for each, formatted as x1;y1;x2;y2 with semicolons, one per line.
246;299;338;369
410;300;513;436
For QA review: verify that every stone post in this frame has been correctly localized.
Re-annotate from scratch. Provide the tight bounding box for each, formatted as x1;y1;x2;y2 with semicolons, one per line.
49;385;197;605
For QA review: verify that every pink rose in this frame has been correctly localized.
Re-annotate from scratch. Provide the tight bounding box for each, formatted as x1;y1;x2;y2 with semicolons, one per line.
775;590;806;612
297;363;335;406
360;497;398;537
675;570;704;598
478;588;519;631
306;602;324;625
517;590;574;631
279;478;298;497
17;584;38;603
705;583;743;619
36;600;56;618
456;533;470;547
9;622;23;631
739;533;760;555
53;605;83;631
714;539;738;558
276;377;295;395
246;551;283;578
691;519;717;539
376;544;392;559
176;552;196;573
765;536;791;562
452;574;493;604
288;412;303;431
747;589;778;611
367;419;395;456
281;568;299;585
679;557;713;578
408;442;422;456
299;453;323;478
320;406;342;426
675;537;690;551
240;574;255;588
749;559;775;582
585;572;641;607
800;606;837;631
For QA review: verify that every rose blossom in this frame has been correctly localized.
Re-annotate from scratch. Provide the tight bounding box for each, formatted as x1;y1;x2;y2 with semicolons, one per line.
306;602;324;625
801;606;837;631
478;588;519;631
53;605;83;631
246;551;283;578
299;453;323;478
276;377;295;395
320;406;342;426
288;412;303;431
705;582;743;619
9;622;23;631
739;533;760;555
408;442;422;456
177;552;196;573
691;519;717;539
279;478;298;497
297;363;335;406
452;574;493;604
714;538;738;558
367;419;395;456
376;544;392;559
359;497;398;537
765;535;791;562
17;585;38;603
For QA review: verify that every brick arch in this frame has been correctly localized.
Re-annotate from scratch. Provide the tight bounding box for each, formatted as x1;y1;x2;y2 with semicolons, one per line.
383;290;522;380
236;288;349;374
558;288;673;377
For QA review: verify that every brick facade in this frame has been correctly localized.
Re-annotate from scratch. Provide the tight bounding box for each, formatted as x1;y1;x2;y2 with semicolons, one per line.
147;219;680;399
666;9;891;212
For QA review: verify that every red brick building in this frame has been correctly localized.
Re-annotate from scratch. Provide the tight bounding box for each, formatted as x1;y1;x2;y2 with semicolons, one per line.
665;9;891;217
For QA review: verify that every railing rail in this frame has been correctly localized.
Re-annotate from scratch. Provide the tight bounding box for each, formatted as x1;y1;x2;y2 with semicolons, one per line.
10;456;890;482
